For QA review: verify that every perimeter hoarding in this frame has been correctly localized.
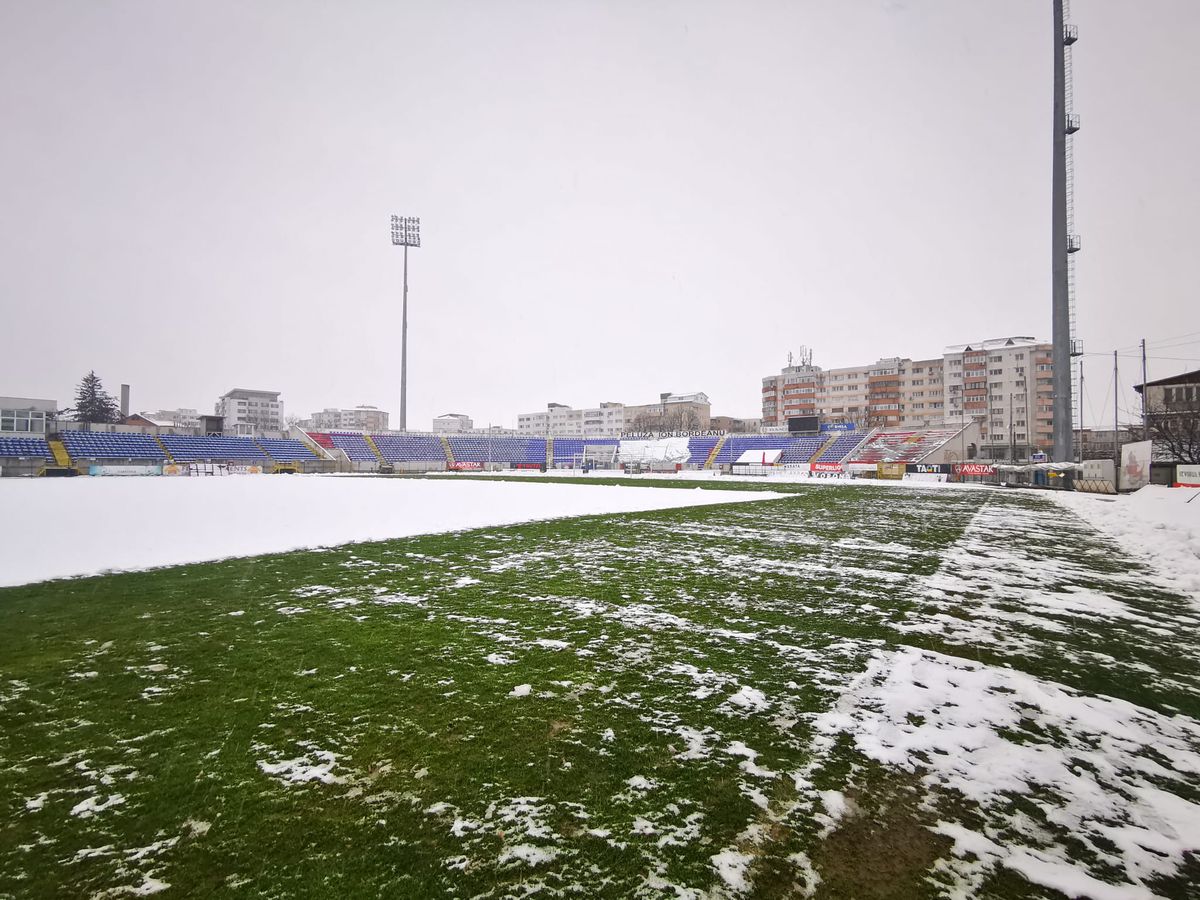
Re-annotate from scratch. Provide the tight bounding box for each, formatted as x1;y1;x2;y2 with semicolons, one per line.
1174;464;1200;488
1119;441;1153;492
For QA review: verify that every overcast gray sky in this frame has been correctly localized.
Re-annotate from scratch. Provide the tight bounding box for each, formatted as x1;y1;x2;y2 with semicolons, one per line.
1;1;1196;429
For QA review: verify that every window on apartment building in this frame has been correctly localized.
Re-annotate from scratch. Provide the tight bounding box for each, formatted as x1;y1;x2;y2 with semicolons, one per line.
1037;363;1053;372
1015;433;1027;441
989;369;1003;376
989;356;1002;363
950;360;961;367
1016;353;1025;360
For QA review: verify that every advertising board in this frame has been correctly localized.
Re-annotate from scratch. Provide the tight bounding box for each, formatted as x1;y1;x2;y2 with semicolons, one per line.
1119;441;1153;491
953;463;996;477
1175;464;1200;488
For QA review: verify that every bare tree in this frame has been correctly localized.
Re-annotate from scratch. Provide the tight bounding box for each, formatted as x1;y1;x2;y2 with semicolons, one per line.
1145;396;1200;464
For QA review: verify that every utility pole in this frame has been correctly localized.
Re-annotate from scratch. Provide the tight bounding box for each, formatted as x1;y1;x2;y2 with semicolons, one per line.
1113;350;1120;468
1141;338;1149;440
390;215;421;432
1077;358;1084;462
1009;392;1016;463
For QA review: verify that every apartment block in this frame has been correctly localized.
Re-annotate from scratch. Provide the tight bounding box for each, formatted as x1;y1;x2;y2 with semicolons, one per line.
216;388;284;436
304;405;389;432
760;336;1052;459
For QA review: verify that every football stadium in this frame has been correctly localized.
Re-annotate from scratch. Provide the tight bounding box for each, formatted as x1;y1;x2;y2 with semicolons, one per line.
3;0;1200;897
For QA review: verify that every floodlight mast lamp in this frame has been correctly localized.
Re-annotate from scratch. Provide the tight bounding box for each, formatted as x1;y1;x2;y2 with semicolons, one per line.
390;215;421;432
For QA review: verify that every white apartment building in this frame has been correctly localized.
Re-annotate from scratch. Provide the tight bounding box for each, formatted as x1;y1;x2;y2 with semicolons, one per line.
761;336;1053;459
216;389;284;436
942;336;1054;460
305;405;389;432
518;402;626;437
432;413;473;433
762;358;945;430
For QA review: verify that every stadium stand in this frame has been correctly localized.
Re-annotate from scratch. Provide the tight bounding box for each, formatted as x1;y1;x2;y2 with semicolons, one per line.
552;438;583;464
848;428;962;463
553;437;619;465
371;432;446;462
815;432;868;463
448;435;546;465
779;436;826;464
308;432;336;452
0;436;55;460
712;435;800;466
159;434;269;461
61;431;166;460
686;436;721;465
257;438;319;461
327;432;378;462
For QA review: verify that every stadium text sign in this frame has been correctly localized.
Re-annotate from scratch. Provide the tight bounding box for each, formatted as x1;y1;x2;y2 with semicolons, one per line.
810;462;844;473
953;463;996;477
620;430;726;439
449;461;482;471
1175;464;1200;487
907;463;951;475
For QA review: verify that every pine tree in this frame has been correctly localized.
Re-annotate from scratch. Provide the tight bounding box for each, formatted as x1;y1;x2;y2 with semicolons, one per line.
69;371;121;424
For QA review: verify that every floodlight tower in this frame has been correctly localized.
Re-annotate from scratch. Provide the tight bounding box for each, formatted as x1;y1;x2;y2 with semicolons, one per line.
1052;0;1081;461
391;215;421;432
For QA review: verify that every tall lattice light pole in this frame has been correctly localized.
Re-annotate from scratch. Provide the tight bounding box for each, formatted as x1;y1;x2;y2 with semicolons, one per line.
1052;0;1081;461
391;215;421;432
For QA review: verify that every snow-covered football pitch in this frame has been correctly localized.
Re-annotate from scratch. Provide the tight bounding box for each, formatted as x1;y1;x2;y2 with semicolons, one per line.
1;474;1197;899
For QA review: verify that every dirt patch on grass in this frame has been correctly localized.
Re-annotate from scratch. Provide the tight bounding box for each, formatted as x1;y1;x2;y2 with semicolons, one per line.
811;772;952;900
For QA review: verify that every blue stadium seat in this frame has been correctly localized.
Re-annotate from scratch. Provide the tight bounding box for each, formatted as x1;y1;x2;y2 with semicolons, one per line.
159;434;269;461
327;432;377;461
0;437;55;460
61;431;167;460
371;433;445;462
258;438;318;461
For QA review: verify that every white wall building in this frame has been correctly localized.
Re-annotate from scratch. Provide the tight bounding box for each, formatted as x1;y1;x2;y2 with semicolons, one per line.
216;389;284;436
304;405;388;432
0;396;57;434
432;413;473;433
518;402;625;437
145;408;201;429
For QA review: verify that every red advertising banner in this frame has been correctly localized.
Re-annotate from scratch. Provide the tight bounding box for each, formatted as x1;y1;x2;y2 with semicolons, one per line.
811;462;844;473
449;461;482;471
953;463;996;477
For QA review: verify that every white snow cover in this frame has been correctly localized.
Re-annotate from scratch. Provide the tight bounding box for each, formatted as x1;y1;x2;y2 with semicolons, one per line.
0;475;779;587
1050;485;1200;600
815;645;1200;898
617;437;691;464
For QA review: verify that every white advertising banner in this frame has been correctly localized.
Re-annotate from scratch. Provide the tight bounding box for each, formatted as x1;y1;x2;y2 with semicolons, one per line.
1119;440;1153;491
88;465;162;477
1176;464;1200;487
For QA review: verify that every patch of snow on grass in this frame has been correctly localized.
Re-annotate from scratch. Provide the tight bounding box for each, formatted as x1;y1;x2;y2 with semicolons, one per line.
723;685;770;714
498;843;558;866
711;849;754;894
70;793;126;818
257;747;344;785
508;684;532;698
815;644;1200;897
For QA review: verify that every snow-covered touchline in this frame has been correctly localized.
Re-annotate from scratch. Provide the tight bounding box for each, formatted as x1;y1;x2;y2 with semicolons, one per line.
0;476;782;587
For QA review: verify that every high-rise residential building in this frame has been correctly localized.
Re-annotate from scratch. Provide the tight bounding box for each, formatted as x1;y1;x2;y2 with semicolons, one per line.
216;389;284;436
760;337;1052;459
303;405;389;432
942;337;1054;459
763;356;945;430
